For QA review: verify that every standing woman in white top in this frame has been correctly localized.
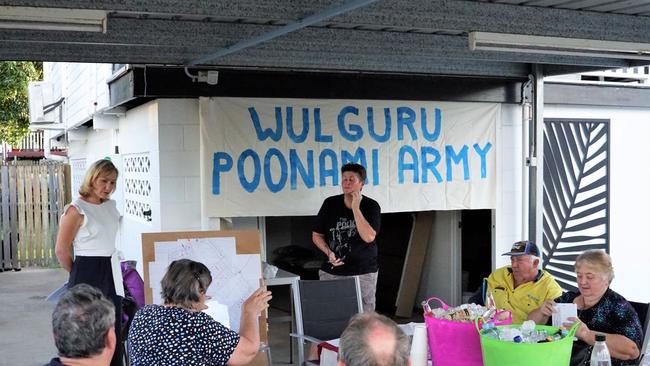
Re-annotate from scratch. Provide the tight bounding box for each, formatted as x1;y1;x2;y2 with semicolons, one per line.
55;158;123;366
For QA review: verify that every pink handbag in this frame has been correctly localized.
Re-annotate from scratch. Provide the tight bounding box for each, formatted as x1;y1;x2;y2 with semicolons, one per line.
423;297;512;366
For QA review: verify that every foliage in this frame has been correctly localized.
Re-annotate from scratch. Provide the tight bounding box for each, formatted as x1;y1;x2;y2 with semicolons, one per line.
0;61;43;146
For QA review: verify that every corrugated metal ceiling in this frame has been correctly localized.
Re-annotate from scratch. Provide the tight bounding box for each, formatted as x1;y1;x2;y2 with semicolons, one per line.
1;0;650;78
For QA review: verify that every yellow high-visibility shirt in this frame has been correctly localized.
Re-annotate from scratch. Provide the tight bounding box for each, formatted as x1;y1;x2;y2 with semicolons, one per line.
486;266;563;324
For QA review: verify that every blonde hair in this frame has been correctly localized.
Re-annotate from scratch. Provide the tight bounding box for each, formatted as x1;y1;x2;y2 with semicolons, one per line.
575;249;614;284
78;159;119;198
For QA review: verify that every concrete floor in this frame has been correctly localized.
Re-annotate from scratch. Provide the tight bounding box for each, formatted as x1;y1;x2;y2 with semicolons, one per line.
0;267;298;366
0;267;67;366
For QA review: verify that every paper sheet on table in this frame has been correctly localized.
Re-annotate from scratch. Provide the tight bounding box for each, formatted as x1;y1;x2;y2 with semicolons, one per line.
553;303;577;327
203;300;230;329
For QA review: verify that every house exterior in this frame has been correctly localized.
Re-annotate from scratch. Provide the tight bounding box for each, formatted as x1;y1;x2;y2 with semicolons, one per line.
29;62;650;310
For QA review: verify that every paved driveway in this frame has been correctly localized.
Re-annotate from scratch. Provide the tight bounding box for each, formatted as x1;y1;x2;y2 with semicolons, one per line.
0;268;68;366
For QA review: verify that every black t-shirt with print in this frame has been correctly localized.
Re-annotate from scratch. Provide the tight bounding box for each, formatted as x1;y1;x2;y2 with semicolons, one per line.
313;194;381;276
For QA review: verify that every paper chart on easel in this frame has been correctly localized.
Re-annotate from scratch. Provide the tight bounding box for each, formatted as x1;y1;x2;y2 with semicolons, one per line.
148;236;261;332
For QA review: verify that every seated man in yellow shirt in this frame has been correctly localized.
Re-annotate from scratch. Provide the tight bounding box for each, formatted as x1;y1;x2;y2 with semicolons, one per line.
468;240;563;323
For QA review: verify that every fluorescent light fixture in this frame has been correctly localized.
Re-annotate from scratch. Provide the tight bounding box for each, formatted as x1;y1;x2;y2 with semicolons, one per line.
469;31;650;61
0;6;107;33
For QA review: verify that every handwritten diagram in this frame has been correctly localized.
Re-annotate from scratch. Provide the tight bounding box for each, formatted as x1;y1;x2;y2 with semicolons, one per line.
149;236;261;332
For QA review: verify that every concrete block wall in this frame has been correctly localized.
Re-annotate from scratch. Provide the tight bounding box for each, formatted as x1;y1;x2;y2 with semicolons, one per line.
118;101;161;272
157;99;202;232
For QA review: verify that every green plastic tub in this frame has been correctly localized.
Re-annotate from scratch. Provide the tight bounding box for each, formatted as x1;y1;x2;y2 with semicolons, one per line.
476;321;578;366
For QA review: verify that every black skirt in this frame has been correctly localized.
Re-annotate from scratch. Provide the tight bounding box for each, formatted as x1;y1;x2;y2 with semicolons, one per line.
69;256;116;296
69;256;124;366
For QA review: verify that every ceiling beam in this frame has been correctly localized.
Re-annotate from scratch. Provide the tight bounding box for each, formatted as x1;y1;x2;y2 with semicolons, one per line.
2;0;650;43
0;43;532;77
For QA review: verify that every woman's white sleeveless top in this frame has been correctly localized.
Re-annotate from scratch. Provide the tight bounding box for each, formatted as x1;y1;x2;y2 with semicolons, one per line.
66;198;119;256
64;197;123;296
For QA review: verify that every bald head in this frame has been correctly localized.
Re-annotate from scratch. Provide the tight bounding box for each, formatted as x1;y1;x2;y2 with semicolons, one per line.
338;312;409;366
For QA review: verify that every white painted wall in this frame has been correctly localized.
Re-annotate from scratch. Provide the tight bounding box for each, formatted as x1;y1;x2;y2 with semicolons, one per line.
157;99;202;232
495;103;525;268
545;104;650;302
42;62;113;129
118;101;161;273
114;98;200;274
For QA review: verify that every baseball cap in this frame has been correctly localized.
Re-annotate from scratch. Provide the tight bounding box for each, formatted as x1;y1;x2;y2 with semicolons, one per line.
501;240;540;257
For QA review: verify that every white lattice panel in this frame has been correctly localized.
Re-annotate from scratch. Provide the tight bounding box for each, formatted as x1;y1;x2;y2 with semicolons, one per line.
123;153;152;223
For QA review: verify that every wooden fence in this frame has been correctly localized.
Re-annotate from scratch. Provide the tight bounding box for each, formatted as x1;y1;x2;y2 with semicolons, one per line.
0;162;70;269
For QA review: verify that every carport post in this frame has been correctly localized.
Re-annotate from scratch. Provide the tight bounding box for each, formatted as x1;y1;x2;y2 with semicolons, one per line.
529;65;545;251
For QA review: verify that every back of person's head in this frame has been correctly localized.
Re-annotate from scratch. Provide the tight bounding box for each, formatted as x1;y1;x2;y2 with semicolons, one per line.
341;163;367;182
338;312;409;366
161;259;212;308
78;158;119;197
52;284;116;358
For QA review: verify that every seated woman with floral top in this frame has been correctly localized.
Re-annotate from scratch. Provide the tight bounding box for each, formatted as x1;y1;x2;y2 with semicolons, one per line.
127;259;272;366
528;250;642;366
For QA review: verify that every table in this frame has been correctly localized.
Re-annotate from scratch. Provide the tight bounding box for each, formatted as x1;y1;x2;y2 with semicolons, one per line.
264;267;301;363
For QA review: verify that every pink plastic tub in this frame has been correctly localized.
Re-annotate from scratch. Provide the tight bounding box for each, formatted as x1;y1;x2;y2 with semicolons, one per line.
423;297;512;366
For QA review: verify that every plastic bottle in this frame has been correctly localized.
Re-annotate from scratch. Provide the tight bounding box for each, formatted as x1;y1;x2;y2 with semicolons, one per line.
485;290;496;309
521;320;536;342
499;327;523;342
590;333;611;366
482;322;500;339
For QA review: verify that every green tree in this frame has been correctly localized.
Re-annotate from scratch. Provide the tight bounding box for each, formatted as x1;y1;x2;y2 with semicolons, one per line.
0;61;43;146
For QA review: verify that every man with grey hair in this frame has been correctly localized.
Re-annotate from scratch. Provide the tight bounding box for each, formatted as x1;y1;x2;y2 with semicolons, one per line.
337;312;410;366
468;240;562;323
44;284;116;366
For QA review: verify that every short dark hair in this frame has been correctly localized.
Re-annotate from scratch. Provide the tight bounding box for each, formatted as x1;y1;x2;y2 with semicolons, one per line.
341;163;367;182
52;284;115;358
338;312;409;366
161;259;212;309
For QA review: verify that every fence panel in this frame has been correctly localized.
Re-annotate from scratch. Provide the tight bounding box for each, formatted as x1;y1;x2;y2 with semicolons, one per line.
1;166;10;269
24;166;34;267
8;166;19;269
32;166;43;267
0;162;68;269
17;166;26;268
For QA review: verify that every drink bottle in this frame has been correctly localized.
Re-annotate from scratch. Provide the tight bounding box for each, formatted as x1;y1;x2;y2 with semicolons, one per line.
481;322;500;339
590;333;611;366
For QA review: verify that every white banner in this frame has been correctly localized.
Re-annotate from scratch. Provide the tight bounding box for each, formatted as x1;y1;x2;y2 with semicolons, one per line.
200;97;498;217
